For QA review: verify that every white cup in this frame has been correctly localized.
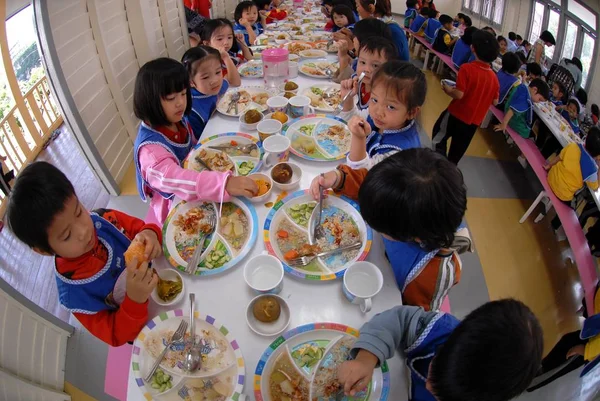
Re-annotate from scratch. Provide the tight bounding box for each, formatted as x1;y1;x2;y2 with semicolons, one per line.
289;61;298;78
244;253;284;294
263;135;291;167
343;261;383;313
288;95;315;118
257;119;283;142
266;96;289;114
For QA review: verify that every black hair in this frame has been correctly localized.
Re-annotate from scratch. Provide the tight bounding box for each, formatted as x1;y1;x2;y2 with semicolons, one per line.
371;60;426;112
134;58;192;127
358;0;391;17
427;7;438;18
234;1;257;23
456;12;465;19
358;36;398;61
592;104;599;118
516;34;523;41
331;4;356;26
322;0;334;5
482;26;496;37
6;161;76;254
462;15;472;27
522;40;531;46
255;0;271;9
471;30;499;63
577;88;588;106
586;127;600;157
497;35;507;44
529;78;550;101
353;18;392;44
429;299;543;401
461;26;477;46
552;81;567;104
501;52;520;74
406;0;417;7
419;7;429;15
200;18;240;53
567;99;580;115
540;30;556;45
333;0;358;14
526;62;542;77
439;14;453;26
570;57;583;72
508;32;517;41
515;51;527;65
358;148;465;250
181;46;222;79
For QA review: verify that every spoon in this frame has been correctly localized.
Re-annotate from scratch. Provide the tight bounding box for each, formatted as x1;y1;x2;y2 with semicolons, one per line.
335;72;365;115
182;293;202;372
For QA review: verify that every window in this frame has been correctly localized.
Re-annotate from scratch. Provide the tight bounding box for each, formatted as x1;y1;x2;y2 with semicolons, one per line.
568;0;596;29
492;1;504;24
545;9;560;59
482;0;492;19
462;0;504;26
562;19;578;60
530;1;545;43
580;32;595;86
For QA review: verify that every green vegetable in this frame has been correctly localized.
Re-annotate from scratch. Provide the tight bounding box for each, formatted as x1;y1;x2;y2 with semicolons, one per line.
200;242;231;269
287;202;316;227
299;124;315;135
237;161;255;176
291;345;326;368
311;87;323;96
150;368;172;393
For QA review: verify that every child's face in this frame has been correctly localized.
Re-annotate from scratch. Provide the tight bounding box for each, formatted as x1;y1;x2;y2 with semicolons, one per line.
443;22;452;30
42;195;95;259
356;0;371;19
516;38;523;45
529;87;546;103
191;58;224;96
333;12;349;28
369;82;418;130
552;83;563;100
356;48;387;89
499;40;507;52
242;6;259;24
567;103;579;118
272;0;282;7
161;89;188;124
208;26;234;52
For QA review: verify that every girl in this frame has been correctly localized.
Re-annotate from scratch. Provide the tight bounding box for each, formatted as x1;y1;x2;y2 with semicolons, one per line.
346;60;426;169
133;58;257;225
233;1;265;46
497;35;508;55
550;81;567;108
331;4;356;32
182;46;229;140
201;18;245;87
356;0;410;61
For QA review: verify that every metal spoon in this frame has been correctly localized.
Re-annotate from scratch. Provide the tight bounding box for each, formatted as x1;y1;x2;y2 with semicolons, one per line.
182;293;202;373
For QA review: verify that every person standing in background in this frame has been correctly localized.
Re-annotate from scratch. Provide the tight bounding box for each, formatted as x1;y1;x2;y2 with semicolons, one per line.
185;0;211;18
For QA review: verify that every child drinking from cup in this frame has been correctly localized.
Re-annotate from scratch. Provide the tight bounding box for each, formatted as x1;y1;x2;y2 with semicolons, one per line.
200;18;246;87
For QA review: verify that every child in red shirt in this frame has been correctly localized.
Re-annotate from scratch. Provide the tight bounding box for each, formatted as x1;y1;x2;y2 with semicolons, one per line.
433;30;500;164
6;162;162;347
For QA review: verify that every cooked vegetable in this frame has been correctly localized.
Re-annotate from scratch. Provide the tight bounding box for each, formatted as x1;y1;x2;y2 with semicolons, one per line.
291;345;325;368
284;249;299;260
199;242;230;269
150;368;173;392
237;161;255;176
284;81;299;90
287;202;316;227
156;274;183;302
254;178;271;196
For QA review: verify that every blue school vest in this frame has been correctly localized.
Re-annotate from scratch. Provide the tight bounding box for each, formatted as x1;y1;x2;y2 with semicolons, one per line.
404;8;417;28
451;38;472;70
497;69;519;104
332;23;355;33
233;22;264;46
424;19;442;43
410;14;426;32
382;17;410;61
562;110;581;135
365;117;421;157
405;313;461;401
579;143;598;183
189;82;229;140
55;214;131;314
134;118;193;202
383;238;436;291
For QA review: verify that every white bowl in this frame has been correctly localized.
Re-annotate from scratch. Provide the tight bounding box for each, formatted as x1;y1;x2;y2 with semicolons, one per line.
239;108;264;131
275;39;288;45
270;161;302;191
151;268;184;306
263;112;291;124
246;294;291;336
248;172;273;203
243;253;284;294
299;49;327;59
288;54;300;62
278;81;300;94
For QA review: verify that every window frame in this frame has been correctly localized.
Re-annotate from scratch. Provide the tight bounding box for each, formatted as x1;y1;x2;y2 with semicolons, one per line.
461;0;506;29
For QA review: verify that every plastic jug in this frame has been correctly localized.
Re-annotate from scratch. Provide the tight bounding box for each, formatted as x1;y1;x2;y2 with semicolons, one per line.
262;48;289;89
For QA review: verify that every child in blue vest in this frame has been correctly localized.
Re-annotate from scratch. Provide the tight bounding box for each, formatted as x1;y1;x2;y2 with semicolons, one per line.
404;0;418;28
337;300;543;401
409;7;429;35
432;14;457;55
346;60;426;169
182;46;230;140
331;4;356;32
423;8;441;43
233;1;265;46
562;99;582;135
200;18;246;87
133;58;257;225
5;162;162;346
451;26;476;70
550;81;567;108
496;52;521;107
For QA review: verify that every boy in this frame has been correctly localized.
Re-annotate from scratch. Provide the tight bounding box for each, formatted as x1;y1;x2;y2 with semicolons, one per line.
433;30;500;164
507;31;519;52
311;148;467;311
404;0;418;29
432;14;458;55
496;52;521;106
6;162;162;346
517;40;531;57
494;78;549;139
423;8;441;44
337;299;543;401
519;61;542;83
233;1;265;46
562;99;582;135
451;26;476;70
409;7;429;35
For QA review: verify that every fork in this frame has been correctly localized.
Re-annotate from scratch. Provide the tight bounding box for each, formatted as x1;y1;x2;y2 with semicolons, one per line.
287;241;362;267
335;72;365;115
145;320;188;382
227;92;241;114
186;215;217;274
312;180;325;240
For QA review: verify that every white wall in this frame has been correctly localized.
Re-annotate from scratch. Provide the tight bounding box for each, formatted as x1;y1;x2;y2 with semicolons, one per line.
584;0;600;109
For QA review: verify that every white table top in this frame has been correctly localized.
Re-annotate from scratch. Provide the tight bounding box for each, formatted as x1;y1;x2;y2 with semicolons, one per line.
127;57;409;401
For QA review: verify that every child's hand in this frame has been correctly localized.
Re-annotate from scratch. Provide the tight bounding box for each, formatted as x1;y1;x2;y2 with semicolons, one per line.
348;116;371;139
567;344;585;358
226;176;258;198
133;229;162;261
235;33;247;46
239;17;251;27
543;163;551;171
340;77;358;99
259;9;268;16
338;350;378;396
125;259;158;304
309;171;338;200
217;46;230;60
493;123;506;133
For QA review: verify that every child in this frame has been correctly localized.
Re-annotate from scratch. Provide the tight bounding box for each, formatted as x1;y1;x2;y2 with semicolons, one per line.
338;37;398;118
200;18;245;87
550;81;567;108
310;148;466;311
517;40;531;57
409;7;429;35
434;30;500;164
519;62;542;84
255;0;286;24
497;35;508;55
462;14;472;29
233;1;265;46
432;14;458;55
331;4;356;32
482;25;497;37
423;7;441;44
562;99;581;135
494;78;549;139
592;104;599;125
345;61;426;169
507;31;519;52
6;162;162;346
421;0;435;10
182;46;230;140
496;52;521;106
336;299;543;401
404;0;418;29
132;58;257;225
453;13;463;28
451;26;476;70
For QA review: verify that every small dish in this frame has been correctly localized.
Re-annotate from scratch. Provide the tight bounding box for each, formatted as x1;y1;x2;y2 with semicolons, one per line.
246;294;291;336
299;49;327;59
151;268;184;306
278;81;299;94
441;79;456;87
239;108;264;131
263;112;290;124
248;172;273;202
244;253;284;294
270;161;302;191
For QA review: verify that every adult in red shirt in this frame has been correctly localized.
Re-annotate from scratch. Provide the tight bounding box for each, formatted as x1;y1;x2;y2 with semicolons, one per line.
434;30;500;164
185;0;211;18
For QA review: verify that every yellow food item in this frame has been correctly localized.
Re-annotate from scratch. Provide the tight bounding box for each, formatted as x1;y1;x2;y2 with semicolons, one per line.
272;111;288;124
253;296;281;322
254;178;271;196
245;109;262;124
124;241;146;268
284;81;299;91
283;92;295;99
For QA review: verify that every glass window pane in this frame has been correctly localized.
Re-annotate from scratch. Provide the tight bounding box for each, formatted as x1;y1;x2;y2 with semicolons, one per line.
530;2;545;44
580;33;594;87
464;0;471;8
471;0;481;13
482;0;492;18
568;0;597;29
493;0;505;24
562;19;578;60
546;9;560;60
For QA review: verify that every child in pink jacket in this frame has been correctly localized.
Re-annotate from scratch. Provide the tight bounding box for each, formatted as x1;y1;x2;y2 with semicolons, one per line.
133;58;257;225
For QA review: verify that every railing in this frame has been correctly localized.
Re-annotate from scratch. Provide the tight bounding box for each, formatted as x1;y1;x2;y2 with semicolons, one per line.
0;76;63;212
